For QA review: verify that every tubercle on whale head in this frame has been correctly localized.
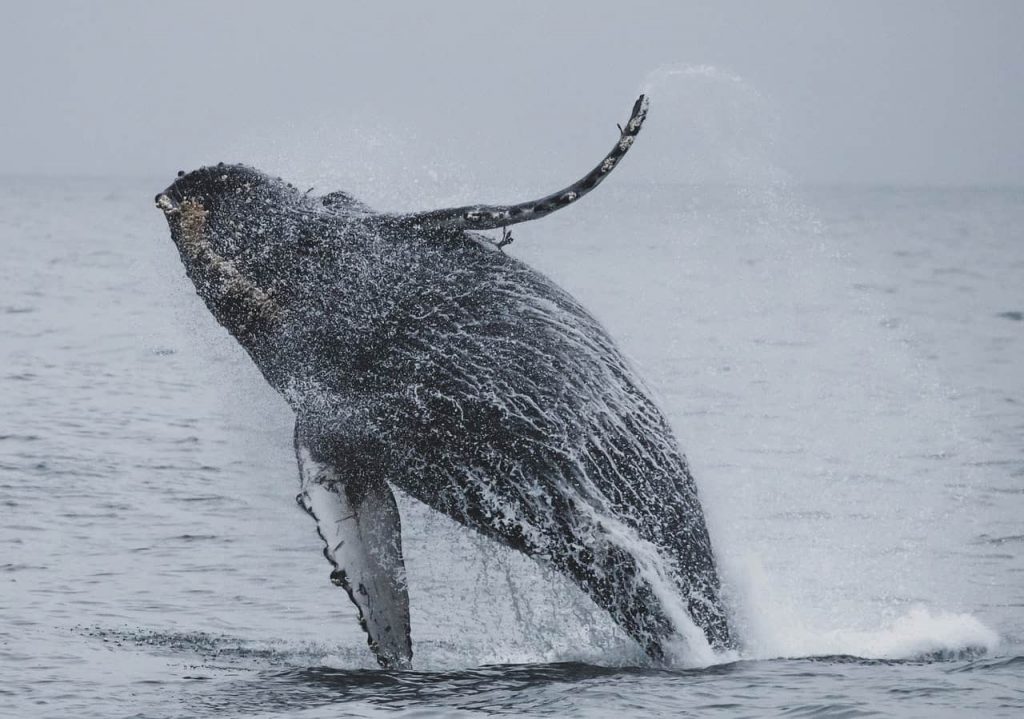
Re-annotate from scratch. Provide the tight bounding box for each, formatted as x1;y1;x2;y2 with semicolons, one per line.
156;164;286;220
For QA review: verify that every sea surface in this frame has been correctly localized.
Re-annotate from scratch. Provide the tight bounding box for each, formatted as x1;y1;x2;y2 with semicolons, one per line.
1;177;1022;717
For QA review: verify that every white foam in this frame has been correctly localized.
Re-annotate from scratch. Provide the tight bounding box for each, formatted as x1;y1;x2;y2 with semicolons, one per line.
726;556;1000;662
820;607;1000;660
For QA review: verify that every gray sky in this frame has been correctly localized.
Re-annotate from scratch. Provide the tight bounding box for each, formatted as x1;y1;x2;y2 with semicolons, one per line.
1;1;1021;185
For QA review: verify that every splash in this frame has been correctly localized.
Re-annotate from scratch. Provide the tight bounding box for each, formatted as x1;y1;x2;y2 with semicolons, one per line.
827;608;999;661
624;63;1005;669
628;63;784;188
642;64;753;93
725;553;1000;662
753;605;999;662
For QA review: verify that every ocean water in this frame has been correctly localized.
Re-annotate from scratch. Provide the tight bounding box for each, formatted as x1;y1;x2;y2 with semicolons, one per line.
1;176;1022;718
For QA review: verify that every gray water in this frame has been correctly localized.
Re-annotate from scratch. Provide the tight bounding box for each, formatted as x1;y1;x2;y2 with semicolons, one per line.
1;177;1022;717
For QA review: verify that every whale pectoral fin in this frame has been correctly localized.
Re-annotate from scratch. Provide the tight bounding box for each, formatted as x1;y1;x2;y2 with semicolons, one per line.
295;441;412;669
381;94;649;234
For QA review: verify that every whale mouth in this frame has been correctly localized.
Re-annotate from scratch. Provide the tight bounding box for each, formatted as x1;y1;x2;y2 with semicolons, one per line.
155;193;180;216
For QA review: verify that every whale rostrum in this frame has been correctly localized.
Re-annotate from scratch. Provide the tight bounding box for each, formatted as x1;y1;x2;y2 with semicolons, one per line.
156;95;733;667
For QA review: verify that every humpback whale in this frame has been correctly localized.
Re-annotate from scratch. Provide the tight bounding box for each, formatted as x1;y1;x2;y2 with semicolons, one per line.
155;96;732;667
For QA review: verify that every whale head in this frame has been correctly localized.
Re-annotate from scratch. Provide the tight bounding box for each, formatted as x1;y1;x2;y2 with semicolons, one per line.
155;164;303;264
155;164;309;346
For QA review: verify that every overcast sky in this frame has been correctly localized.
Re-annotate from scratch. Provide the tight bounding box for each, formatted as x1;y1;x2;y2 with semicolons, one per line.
1;1;1021;186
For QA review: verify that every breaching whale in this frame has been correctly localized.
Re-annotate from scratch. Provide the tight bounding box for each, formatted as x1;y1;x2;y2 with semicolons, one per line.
155;95;732;667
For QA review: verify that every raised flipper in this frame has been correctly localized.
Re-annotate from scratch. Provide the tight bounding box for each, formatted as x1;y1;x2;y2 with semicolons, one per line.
379;94;649;233
294;427;412;668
